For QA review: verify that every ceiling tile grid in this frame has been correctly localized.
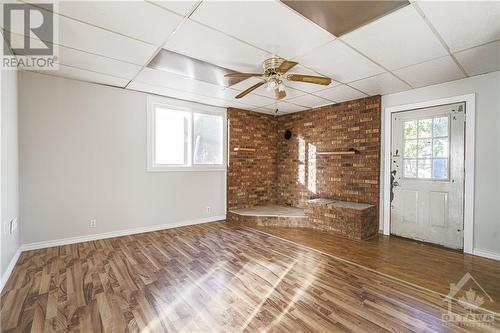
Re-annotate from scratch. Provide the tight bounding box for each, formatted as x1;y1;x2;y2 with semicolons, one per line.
7;0;500;113
341;5;448;70
416;0;500;53
189;0;335;59
314;84;367;103
296;40;385;83
453;41;500;77
163;19;272;73
393;56;465;88
349;72;411;96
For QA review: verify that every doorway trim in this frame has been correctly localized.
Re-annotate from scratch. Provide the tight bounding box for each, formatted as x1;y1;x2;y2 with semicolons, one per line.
383;94;475;254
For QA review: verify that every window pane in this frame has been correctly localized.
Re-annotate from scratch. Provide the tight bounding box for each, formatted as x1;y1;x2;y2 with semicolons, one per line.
404;139;418;158
404;159;417;178
418;159;432;178
432;158;448;179
433;138;448;158
433;116;448;137
155;108;189;165
418;118;432;138
193;113;223;165
404;120;417;139
418;139;432;157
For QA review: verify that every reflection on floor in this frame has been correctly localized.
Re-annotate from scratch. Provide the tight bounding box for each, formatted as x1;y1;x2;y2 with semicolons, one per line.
1;222;498;332
229;205;305;217
250;225;500;314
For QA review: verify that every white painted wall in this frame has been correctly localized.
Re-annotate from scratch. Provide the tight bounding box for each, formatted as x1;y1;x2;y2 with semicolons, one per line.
381;71;500;258
19;72;226;245
1;68;21;283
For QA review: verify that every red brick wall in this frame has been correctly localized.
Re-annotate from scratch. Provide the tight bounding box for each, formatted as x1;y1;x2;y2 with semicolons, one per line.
227;96;381;218
276;96;381;211
227;108;277;209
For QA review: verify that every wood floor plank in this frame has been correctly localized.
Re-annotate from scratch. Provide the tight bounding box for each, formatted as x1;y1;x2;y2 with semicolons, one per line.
1;222;499;332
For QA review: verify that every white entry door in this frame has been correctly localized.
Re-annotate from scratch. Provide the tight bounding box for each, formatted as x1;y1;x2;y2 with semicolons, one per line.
391;103;465;249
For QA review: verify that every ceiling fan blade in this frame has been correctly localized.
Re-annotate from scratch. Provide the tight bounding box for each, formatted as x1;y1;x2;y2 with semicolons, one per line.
235;81;265;99
224;73;262;78
287;74;332;85
275;90;286;100
277;60;298;73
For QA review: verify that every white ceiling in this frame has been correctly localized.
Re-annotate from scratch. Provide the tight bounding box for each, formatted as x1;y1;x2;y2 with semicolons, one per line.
7;0;500;115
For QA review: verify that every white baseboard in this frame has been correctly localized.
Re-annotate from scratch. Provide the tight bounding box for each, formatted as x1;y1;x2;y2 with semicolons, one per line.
21;215;225;251
473;248;500;261
0;247;22;293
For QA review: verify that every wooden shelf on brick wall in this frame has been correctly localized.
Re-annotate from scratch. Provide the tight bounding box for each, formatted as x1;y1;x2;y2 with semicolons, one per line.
233;147;256;152
316;148;358;156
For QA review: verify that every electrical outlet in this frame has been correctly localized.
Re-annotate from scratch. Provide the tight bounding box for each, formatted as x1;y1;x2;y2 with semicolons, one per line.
89;219;97;228
10;218;18;234
206;206;211;214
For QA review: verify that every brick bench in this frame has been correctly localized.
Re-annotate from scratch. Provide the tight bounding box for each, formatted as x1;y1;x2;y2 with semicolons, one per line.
304;198;378;240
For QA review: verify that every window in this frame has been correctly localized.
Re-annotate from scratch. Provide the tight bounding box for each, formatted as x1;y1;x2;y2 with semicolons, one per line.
148;97;226;171
403;116;449;180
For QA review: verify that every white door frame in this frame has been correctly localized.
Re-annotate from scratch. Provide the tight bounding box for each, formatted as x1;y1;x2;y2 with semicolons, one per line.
383;94;475;254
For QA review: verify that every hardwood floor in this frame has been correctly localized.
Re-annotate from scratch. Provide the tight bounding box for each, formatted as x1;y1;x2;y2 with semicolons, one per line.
1;222;499;332
250;226;500;314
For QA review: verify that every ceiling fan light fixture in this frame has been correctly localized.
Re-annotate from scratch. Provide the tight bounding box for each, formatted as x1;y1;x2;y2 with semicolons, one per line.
226;57;331;100
277;81;286;92
267;79;278;91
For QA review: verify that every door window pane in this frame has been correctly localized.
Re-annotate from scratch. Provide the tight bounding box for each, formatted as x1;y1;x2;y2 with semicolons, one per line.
418;139;432;158
404;120;417;139
404;159;417;178
193;113;223;165
155;108;190;165
432;159;448;179
417;159;432;178
433;138;448;158
402;115;450;180
418;118;432;138
404;139;418;158
433;116;448;137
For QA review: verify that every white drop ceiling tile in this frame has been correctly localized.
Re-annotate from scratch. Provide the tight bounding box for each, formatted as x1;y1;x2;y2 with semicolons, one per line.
349;72;411;95
454;41;500;76
56;13;157;65
296;40;385;83
127;81;207;103
190;1;335;59
134;67;227;98
264;102;308;113
57;46;142;79
33;64;129;87
224;89;275;107
341;5;447;70
417;0;500;52
393;56;465;88
284;65;341;92
151;1;198;16
314;85;367;103
164;19;271;73
51;1;183;46
286;94;333;108
8;32;142;79
201;97;254;110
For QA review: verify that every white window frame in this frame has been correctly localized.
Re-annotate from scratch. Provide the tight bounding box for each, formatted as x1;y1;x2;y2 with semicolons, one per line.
147;96;227;172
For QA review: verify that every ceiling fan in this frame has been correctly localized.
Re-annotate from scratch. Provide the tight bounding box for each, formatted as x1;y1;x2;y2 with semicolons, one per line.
225;57;332;100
